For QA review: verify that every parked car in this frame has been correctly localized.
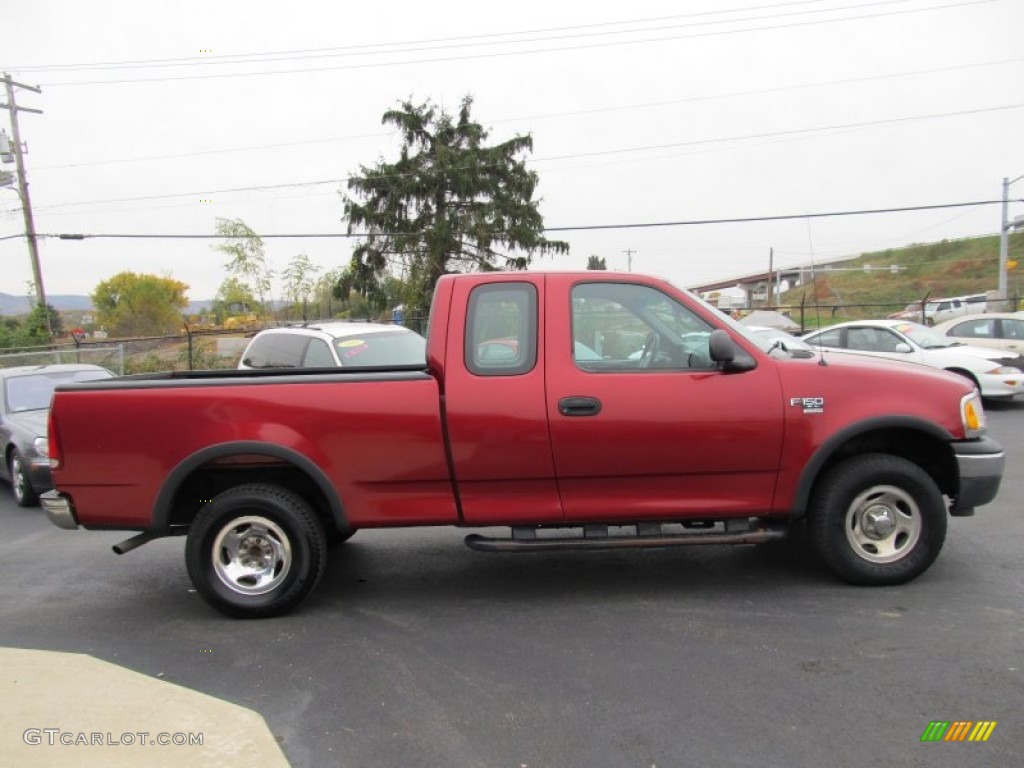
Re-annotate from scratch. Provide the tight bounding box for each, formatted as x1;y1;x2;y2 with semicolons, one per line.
744;325;816;357
932;312;1024;353
801;319;1024;399
0;364;115;506
238;322;426;370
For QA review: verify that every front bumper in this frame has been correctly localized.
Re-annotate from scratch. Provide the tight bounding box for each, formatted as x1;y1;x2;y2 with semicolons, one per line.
41;490;79;530
26;457;53;496
977;371;1024;399
951;437;1005;515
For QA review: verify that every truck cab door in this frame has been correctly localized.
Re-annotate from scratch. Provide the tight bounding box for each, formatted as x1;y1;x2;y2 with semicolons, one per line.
441;278;563;525
544;276;784;521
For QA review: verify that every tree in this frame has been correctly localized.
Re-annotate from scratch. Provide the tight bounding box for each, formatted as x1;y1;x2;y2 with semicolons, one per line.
214;218;273;316
21;303;61;343
341;96;569;316
211;277;257;324
282;253;320;320
92;272;189;337
0;304;60;349
586;255;607;270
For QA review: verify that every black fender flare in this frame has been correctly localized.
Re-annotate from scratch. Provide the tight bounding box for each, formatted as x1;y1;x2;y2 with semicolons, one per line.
152;441;347;534
790;416;953;518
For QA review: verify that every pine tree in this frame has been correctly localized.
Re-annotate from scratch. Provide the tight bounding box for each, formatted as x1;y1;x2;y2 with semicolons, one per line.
342;96;568;316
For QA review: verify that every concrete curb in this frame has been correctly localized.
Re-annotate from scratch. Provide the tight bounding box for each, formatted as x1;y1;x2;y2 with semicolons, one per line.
1;647;290;767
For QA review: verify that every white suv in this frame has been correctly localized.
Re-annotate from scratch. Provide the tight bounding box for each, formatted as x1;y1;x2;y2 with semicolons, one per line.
238;322;426;369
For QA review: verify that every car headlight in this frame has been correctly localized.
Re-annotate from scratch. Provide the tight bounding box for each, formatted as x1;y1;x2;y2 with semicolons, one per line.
984;365;1022;375
33;437;49;458
960;391;986;438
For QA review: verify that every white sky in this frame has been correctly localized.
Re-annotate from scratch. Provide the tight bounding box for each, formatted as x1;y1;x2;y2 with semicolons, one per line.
1;0;1022;302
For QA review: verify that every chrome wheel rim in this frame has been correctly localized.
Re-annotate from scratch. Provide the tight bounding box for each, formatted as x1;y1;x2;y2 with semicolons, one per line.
211;516;292;596
11;457;25;502
844;485;921;564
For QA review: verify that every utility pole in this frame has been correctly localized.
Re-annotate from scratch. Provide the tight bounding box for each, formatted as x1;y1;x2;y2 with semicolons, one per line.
622;248;635;272
767;247;774;307
1;73;46;310
999;174;1024;306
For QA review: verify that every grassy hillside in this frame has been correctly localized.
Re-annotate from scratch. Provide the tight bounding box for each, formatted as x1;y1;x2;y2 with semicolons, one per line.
776;232;1024;325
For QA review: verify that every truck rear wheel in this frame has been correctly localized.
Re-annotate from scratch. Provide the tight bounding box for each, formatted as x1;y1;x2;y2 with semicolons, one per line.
809;454;946;585
185;484;327;618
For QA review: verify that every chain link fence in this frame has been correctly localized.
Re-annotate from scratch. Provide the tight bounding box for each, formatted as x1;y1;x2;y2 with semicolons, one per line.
0;329;251;375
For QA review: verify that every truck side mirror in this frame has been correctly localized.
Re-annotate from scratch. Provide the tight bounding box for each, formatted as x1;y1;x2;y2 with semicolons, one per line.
709;329;756;372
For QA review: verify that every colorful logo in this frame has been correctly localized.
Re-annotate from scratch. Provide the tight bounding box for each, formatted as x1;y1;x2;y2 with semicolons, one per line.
921;721;997;742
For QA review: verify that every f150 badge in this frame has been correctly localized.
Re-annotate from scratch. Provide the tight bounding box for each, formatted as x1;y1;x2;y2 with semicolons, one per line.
790;396;825;414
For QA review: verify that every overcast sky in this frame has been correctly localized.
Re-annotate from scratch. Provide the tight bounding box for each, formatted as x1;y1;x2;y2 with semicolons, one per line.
2;0;1022;304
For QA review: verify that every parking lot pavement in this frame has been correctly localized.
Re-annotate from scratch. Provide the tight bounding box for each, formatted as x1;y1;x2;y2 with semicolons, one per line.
1;647;288;767
1;401;1022;767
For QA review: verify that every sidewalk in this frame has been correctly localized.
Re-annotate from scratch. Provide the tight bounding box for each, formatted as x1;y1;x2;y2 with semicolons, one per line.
1;647;290;767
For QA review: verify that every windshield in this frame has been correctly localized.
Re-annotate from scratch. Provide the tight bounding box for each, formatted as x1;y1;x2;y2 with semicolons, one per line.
890;322;960;349
4;369;113;412
332;331;426;367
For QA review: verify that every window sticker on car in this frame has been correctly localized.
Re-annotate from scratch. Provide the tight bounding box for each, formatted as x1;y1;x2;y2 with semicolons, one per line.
338;339;365;348
342;344;370;359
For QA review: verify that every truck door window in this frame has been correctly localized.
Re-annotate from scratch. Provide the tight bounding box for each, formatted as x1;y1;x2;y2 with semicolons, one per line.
465;283;538;376
571;282;713;371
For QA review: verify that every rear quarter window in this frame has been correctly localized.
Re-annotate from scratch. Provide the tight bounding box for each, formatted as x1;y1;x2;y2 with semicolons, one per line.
465;283;538;376
242;334;307;368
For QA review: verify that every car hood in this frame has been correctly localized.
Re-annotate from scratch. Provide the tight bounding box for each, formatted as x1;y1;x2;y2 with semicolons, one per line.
4;409;48;439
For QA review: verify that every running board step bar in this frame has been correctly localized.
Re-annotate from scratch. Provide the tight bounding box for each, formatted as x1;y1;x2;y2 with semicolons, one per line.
464;521;785;553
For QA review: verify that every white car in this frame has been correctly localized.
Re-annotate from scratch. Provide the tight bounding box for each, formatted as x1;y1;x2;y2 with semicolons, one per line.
744;325;816;357
932;312;1024;354
239;322;426;369
801;319;1024;399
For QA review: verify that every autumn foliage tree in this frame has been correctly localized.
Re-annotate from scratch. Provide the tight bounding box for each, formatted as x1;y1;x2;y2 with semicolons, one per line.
341;96;569;316
92;272;188;337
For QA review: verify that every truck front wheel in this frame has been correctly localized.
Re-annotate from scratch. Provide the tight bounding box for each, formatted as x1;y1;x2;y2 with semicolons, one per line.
809;454;947;585
185;484;327;618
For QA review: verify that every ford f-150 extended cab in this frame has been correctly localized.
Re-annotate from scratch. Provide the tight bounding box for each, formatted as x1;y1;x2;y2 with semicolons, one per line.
43;272;1004;618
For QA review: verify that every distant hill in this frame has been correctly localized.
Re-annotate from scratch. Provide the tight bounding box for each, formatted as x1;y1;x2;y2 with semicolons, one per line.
777;232;1024;320
0;293;94;316
0;294;215;317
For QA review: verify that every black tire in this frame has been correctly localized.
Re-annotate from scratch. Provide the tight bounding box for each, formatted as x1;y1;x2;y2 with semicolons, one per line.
326;528;357;548
9;451;38;508
809;454;947;586
185;484;327;618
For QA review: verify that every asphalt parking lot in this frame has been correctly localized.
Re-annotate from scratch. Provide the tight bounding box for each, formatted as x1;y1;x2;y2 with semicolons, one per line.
2;403;1022;767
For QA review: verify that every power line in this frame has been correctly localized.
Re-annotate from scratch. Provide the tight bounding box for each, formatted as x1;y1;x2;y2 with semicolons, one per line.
29;101;1023;212
534;103;1024;162
6;199;1005;241
0;1;857;72
29;54;1024;173
37;1;991;86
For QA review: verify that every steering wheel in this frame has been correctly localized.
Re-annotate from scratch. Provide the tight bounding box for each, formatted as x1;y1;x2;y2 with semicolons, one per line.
639;332;660;368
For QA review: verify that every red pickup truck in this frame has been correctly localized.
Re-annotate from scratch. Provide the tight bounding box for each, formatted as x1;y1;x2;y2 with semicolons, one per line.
43;272;1004;618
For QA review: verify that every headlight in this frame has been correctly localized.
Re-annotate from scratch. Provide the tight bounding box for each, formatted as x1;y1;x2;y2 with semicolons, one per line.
960;391;986;438
33;437;49;458
984;366;1022;375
